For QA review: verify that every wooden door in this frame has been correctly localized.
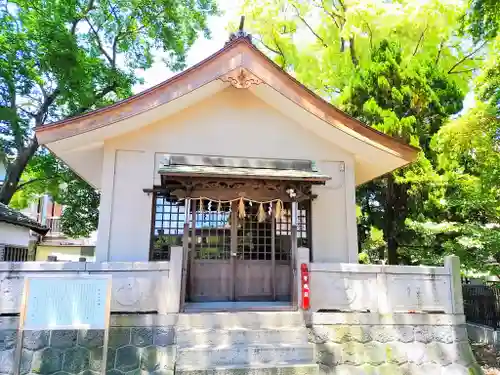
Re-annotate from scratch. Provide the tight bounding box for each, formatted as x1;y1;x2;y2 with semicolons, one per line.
233;203;292;302
188;202;233;302
188;201;293;303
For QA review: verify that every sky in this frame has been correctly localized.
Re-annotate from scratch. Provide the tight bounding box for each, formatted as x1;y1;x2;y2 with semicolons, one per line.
133;0;239;94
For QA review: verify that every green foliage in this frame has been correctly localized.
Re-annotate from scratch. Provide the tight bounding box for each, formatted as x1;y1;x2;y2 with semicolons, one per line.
462;0;500;42
429;102;500;275
239;0;479;94
0;0;218;234
240;0;500;272
9;152;99;238
343;40;464;264
58;175;99;239
341;40;463;147
358;226;386;264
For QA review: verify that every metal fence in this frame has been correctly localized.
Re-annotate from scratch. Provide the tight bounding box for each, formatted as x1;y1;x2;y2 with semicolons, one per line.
462;284;500;329
46;217;63;236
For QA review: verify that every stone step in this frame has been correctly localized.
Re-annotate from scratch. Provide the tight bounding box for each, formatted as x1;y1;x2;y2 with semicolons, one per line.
175;364;319;375
176;312;306;330
175;344;315;370
175;327;310;348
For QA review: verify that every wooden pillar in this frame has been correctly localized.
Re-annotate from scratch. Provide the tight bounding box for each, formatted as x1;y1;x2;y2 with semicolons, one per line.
291;200;298;308
180;198;191;311
230;202;238;301
271;208;276;301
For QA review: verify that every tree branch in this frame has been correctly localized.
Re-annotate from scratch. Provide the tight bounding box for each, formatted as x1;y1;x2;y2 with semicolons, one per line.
255;37;281;55
412;26;428;57
292;4;328;48
108;4;124;66
447;41;487;74
18;107;37;118
71;0;95;34
34;89;60;126
5;78;23;150
73;83;118;115
319;0;343;26
16;176;59;191
273;37;287;69
85;17;114;65
448;67;479;75
349;36;359;67
435;41;444;65
361;18;373;50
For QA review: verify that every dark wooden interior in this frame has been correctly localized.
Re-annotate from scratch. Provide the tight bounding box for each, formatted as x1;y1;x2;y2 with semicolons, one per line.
149;177;312;306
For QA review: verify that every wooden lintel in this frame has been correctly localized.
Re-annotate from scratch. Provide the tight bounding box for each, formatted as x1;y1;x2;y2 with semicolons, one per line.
143;187;169;194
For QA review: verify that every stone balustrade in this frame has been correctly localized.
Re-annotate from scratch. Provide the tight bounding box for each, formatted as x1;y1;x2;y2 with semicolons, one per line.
0;246;183;315
297;250;463;315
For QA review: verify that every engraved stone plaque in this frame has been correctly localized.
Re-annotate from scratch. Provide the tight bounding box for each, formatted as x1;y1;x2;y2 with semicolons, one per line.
21;275;111;330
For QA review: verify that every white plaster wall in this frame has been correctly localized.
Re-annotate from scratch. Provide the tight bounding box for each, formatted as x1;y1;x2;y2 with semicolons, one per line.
0;222;31;247
106;150;155;261
97;87;358;262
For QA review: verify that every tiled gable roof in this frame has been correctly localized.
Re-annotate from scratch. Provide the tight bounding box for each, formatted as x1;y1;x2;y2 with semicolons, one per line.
0;203;49;235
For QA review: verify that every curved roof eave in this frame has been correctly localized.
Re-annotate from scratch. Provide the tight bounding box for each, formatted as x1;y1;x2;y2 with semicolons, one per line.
35;36;419;163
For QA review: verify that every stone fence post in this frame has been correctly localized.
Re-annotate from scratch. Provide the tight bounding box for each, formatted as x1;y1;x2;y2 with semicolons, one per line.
164;246;183;313
444;255;464;315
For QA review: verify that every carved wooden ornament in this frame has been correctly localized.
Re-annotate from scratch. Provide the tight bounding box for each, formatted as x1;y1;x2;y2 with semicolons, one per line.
219;68;263;89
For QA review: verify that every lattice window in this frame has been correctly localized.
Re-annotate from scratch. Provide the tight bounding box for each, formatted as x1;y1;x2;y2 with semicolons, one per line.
150;192;311;262
194;201;231;260
2;246;31;261
237;202;273;260
150;193;186;261
275;201;311;260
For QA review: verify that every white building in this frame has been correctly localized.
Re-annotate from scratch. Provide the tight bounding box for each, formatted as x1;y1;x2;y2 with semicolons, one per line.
0;32;476;375
0;202;48;260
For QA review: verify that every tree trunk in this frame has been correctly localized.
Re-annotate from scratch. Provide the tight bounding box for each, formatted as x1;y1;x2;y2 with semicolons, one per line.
387;236;398;265
384;174;399;265
0;137;39;204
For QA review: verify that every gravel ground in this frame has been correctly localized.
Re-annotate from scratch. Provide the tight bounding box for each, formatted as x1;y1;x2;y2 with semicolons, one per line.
472;343;500;375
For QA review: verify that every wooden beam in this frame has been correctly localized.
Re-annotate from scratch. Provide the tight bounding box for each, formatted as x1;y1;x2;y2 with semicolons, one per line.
230;202;238;301
180;198;191;311
271;207;276;301
291;201;298;309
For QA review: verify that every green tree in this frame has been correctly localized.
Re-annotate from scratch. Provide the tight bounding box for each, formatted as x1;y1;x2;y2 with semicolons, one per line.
462;0;500;42
239;0;480;265
401;0;500;275
239;0;481;95
429;102;500;276
0;0;218;233
342;40;464;264
462;0;500;113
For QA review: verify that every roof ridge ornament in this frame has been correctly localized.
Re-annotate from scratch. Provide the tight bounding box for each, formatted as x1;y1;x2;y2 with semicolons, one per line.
220;67;262;89
226;16;252;45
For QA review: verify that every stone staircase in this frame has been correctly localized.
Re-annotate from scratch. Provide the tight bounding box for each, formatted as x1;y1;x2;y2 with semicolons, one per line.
174;311;318;375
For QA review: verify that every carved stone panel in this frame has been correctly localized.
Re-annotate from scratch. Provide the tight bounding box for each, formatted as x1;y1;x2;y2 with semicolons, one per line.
310;273;377;312
106;271;170;313
0;274;22;313
386;275;451;313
